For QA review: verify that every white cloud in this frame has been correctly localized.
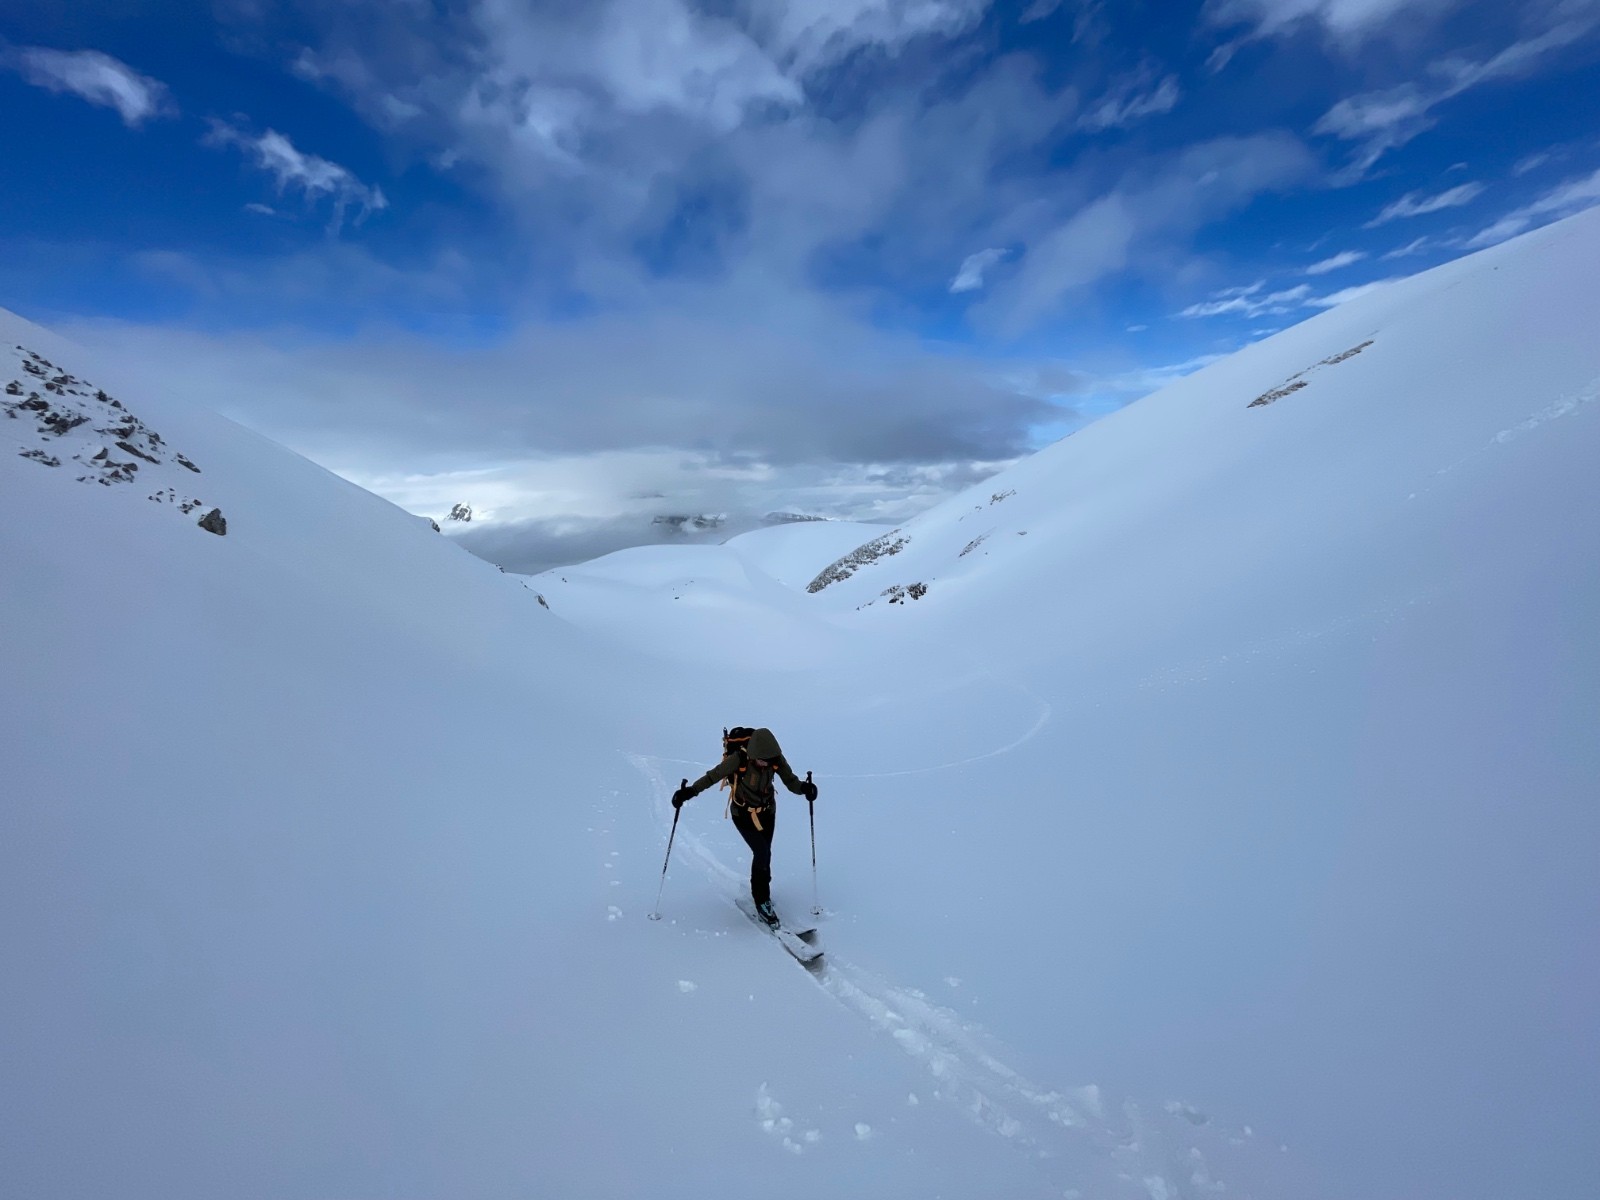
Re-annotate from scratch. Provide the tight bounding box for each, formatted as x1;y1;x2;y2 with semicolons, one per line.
979;133;1317;334
993;194;1139;331
58;286;1079;571
1512;148;1559;175
64;282;1065;480
1304;249;1368;274
1364;181;1486;226
9;47;173;126
593;0;802;130
1314;11;1600;173
1020;0;1068;21
205;122;388;228
242;5;1296;347
1382;235;1434;258
1307;278;1397;307
1206;0;1461;47
1465;166;1600;248
741;0;993;76
1180;283;1312;318
949;247;1008;292
1181;268;1407;318
1076;67;1181;133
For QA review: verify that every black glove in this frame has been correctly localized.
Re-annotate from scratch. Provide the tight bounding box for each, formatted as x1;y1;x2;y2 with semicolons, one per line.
804;781;818;802
672;786;693;809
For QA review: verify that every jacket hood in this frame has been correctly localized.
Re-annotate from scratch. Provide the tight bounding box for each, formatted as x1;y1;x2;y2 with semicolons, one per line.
746;727;782;761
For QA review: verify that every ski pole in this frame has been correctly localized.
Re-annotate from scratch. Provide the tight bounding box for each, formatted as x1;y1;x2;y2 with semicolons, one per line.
807;770;822;917
648;778;687;921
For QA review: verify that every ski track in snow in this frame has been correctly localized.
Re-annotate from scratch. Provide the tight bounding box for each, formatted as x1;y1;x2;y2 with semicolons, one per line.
1412;373;1600;497
626;751;1254;1198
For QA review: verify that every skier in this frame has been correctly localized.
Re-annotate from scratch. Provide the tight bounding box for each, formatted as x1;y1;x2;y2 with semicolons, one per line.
673;727;817;927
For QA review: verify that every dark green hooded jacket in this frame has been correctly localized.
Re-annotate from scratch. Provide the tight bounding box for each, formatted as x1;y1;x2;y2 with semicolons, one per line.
685;727;808;809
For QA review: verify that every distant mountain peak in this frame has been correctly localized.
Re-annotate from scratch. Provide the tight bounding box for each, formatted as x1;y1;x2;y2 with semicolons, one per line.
652;513;726;533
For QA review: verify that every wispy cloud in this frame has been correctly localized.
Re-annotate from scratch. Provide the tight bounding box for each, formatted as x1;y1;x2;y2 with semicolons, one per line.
1178;267;1401;318
1306;279;1397;308
1314;10;1600;173
1364;181;1486;226
1305;249;1368;274
1204;0;1461;69
205;121;388;229
950;248;1009;293
1020;0;1068;22
1513;149;1554;175
1207;0;1461;45
1466;167;1600;248
1382;235;1434;258
979;132;1317;334
1076;67;1181;133
1179;282;1312;318
7;46;173;126
750;0;993;77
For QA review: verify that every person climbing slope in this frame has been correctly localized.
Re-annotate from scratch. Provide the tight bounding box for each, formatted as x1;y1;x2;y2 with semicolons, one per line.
673;726;817;927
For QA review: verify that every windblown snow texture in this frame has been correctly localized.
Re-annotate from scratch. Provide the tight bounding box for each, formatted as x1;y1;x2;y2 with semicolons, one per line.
5;210;1600;1200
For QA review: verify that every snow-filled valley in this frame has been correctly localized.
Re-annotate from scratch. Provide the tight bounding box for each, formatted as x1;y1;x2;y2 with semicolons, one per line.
4;209;1599;1200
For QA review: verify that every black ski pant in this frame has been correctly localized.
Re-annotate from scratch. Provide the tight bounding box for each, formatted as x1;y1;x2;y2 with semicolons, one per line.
731;801;776;906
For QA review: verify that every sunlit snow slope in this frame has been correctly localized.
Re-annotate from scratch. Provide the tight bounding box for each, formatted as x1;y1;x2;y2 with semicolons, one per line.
536;208;1600;1200
4;206;1598;1200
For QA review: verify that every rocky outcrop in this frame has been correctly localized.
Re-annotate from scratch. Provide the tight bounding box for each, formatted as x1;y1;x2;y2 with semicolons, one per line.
806;530;910;593
4;344;212;528
198;508;227;536
882;582;928;604
1249;340;1374;408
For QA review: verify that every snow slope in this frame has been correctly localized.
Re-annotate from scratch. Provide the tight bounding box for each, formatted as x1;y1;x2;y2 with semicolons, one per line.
4;207;1598;1200
531;521;886;667
532;209;1600;1200
1;315;1272;1198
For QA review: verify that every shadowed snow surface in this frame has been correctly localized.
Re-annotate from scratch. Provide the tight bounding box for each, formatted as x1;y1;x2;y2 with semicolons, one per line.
4;210;1600;1200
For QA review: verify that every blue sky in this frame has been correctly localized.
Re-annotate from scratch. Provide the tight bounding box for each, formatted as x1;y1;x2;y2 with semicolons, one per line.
4;0;1599;569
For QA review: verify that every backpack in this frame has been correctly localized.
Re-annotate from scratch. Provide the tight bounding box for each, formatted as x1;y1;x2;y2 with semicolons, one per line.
719;726;775;809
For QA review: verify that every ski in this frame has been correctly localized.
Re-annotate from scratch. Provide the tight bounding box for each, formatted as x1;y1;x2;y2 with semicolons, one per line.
771;924;823;965
737;899;824;965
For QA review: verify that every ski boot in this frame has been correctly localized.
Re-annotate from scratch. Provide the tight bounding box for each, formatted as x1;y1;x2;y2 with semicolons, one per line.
756;900;779;927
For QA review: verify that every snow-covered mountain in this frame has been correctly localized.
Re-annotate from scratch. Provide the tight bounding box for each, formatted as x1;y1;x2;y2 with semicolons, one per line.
4;209;1598;1200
